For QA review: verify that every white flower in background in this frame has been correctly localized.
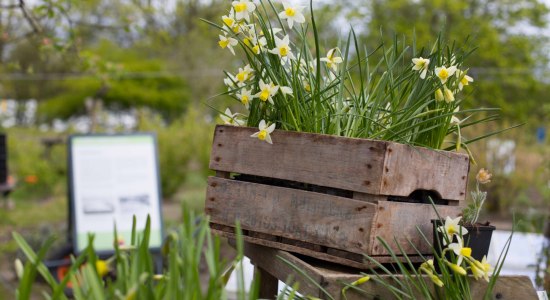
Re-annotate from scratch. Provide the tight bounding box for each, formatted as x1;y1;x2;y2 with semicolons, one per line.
260;27;283;37
412;57;430;79
251;37;267;54
457;69;474;90
220;108;245;126
299;58;316;73
236;64;254;83
450;106;462;125
437;216;468;246
448;236;472;266
250;119;276;144
443;86;455;103
223;73;237;90
302;79;311;93
320;48;343;72
232;0;256;22
278;1;305;29
280;86;293;96
256;79;279;104
218;33;238;55
236;88;254;109
268;35;295;62
434;65;457;84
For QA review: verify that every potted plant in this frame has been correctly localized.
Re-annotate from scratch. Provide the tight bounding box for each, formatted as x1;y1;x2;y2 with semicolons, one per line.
433;168;496;262
204;0;502;267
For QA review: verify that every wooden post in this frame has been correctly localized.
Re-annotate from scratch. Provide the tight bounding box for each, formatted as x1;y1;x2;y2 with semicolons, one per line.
254;265;278;299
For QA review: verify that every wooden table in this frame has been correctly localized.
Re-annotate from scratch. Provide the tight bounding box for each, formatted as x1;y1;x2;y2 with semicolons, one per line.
243;242;539;299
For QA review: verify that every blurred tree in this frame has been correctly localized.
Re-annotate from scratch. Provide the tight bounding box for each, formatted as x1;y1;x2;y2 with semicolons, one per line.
335;0;550;126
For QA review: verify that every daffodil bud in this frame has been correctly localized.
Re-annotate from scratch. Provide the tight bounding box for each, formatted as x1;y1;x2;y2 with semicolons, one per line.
445;261;467;276
435;89;444;102
443;87;455;103
351;275;370;286
430;274;444;287
14;259;24;280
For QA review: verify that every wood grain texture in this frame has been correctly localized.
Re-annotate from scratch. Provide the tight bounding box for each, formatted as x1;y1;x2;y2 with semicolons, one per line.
214;228;377;270
206;177;377;253
213;227;425;270
209;125;388;195
209;125;469;200
380;142;470;201
255;266;279;299
369;201;463;255
243;243;539;300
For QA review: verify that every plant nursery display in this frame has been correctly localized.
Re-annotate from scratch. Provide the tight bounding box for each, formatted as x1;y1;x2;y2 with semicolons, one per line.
209;0;499;152
205;0;502;267
202;0;523;298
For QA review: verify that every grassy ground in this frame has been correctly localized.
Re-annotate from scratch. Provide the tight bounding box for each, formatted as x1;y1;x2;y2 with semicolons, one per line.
0;172;209;299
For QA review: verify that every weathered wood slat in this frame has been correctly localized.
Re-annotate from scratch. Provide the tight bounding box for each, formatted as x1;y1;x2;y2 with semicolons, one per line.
381;142;470;202
213;226;425;270
216;229;374;270
209;125;469;201
206;177;377;254
207;177;463;259
243;243;539;300
209;125;386;196
369;201;463;255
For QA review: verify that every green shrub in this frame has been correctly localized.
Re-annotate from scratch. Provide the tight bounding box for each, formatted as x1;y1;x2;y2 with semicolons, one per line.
137;106;215;200
6;127;66;201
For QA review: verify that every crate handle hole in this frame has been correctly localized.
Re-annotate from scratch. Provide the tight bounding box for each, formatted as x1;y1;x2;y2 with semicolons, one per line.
408;190;444;204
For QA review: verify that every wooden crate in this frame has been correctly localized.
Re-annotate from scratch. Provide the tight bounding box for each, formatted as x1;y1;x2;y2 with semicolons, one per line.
206;125;469;269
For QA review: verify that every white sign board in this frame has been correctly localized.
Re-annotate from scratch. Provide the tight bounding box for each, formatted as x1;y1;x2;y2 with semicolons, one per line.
69;134;163;253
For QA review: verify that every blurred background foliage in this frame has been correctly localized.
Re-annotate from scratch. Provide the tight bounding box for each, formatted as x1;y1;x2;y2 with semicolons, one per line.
0;0;547;239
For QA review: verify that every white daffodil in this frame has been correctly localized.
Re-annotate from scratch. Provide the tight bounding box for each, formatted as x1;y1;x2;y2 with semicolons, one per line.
235;64;254;83
457;69;474;90
470;255;492;282
218;33;238;55
250;119;276;144
232;0;256;22
220;108;245;126
251;37;267;54
223;73;239;90
320;48;343;72
299;58;316;73
278;1;306;29
437;216;468;245
222;9;238;31
268;35;295;62
448;236;472;266
450;106;462;125
259;27;283;37
280;86;293;96
434;65;457;84
443;86;455;103
236;88;254;109
256;79;279;104
412;57;430;79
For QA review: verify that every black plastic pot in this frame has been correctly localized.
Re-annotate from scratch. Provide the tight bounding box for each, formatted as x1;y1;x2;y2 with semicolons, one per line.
432;219;496;261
